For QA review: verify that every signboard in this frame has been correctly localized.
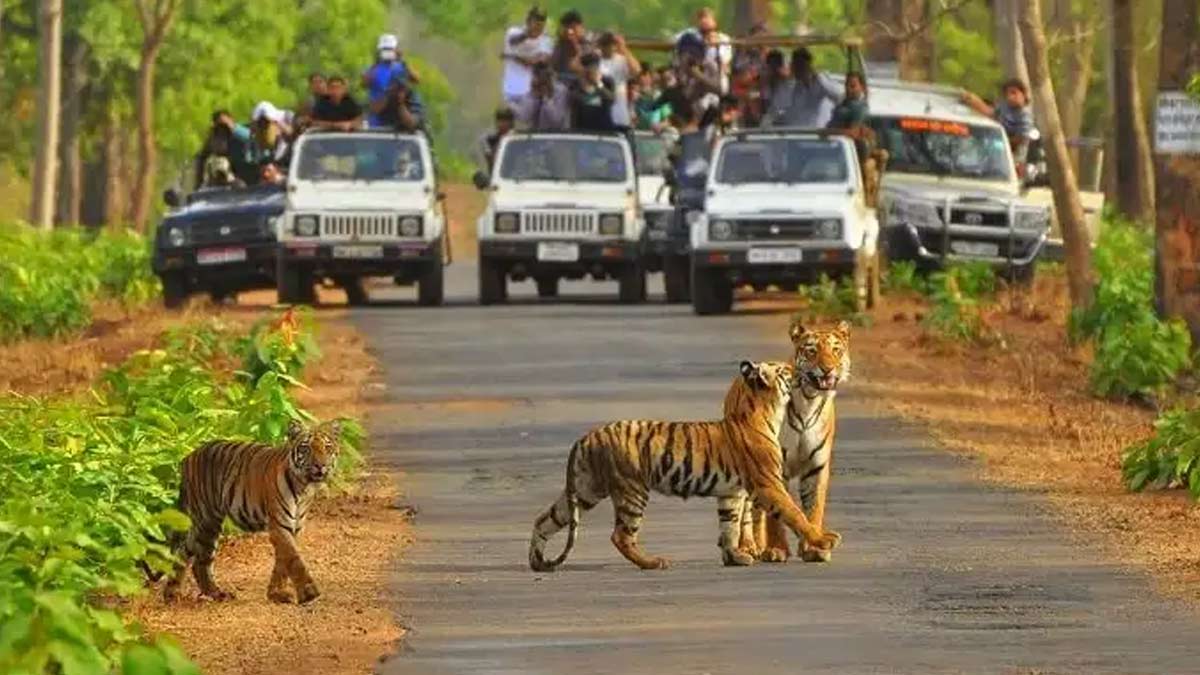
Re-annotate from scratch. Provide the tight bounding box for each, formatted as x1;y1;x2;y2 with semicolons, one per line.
899;118;971;136
1155;92;1200;154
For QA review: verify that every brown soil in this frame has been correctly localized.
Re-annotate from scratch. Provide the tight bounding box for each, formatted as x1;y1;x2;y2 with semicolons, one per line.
836;269;1200;602
1;292;407;675
444;181;485;262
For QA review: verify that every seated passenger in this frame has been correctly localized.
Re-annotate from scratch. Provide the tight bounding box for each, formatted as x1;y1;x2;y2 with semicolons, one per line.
571;53;616;132
478;107;515;172
251;101;294;167
311;76;364;131
296;73;327;128
259;162;285;185
372;80;426;132
364;33;420;127
514;62;570;131
764;47;841;128
826;73;884;203
195;110;254;187
960;78;1035;164
203;155;245;188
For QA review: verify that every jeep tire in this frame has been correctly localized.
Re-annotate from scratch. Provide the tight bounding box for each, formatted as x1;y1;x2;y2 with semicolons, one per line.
618;261;647;304
277;260;315;306
663;254;691;303
418;254;445;306
479;256;507;305
691;263;733;315
161;272;189;310
535;276;559;299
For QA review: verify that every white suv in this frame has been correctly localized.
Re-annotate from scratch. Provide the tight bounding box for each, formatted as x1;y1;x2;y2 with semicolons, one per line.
474;131;644;304
690;129;880;315
279;130;446;305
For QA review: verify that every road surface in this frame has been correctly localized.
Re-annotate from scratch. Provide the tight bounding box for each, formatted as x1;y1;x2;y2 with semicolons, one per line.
355;264;1200;675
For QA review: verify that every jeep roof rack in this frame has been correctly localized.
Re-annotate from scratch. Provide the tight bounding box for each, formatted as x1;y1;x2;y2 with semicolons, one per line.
508;128;631;140
731;127;840;141
625;33;862;52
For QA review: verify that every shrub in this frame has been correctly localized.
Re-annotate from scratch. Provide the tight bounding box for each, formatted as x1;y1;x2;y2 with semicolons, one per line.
1123;408;1200;498
0;310;363;672
796;274;869;325
1071;214;1192;400
883;260;926;295
922;263;997;343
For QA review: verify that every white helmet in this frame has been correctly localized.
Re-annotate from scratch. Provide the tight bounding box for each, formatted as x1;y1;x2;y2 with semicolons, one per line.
377;33;399;51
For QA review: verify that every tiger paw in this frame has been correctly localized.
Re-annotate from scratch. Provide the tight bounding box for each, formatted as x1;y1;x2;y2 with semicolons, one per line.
722;548;756;567
801;547;832;563
200;588;235;602
640;556;670;570
267;588;295;604
759;547;789;563
810;529;841;551
297;582;321;604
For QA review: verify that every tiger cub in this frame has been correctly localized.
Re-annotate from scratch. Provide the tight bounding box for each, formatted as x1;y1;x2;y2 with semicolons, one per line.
528;360;841;571
748;320;850;563
162;419;341;604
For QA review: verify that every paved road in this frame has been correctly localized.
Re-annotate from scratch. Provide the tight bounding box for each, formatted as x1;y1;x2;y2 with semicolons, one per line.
355;264;1200;675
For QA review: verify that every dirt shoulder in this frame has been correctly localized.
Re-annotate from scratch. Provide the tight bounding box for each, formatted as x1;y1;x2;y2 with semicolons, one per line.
1;293;408;675
839;271;1200;602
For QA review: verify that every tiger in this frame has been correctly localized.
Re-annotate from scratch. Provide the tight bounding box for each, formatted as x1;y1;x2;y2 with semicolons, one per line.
161;418;342;604
746;320;850;564
528;360;842;572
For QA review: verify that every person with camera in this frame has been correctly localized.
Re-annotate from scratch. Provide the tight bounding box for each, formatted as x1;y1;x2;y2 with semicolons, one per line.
597;31;641;131
570;52;616;132
502;7;554;107
514;62;570;131
371;79;426;132
311;76;365;132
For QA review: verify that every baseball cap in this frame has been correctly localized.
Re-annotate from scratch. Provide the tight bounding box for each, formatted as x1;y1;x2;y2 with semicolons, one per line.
377;33;399;51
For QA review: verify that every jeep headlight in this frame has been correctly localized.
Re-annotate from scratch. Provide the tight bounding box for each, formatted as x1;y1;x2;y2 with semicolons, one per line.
166;226;186;248
816;218;841;239
399;216;422;237
294;215;319;237
599;213;623;236
709;219;734;241
494;212;519;234
1015;208;1050;231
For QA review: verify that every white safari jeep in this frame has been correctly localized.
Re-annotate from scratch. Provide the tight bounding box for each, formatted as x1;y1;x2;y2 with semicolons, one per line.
278;130;446;306
473;131;644;304
690;129;880;315
866;80;1052;281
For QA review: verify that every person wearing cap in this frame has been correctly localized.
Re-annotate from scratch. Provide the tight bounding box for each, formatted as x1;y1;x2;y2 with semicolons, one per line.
477;107;516;172
764;46;841;128
571;52;616;132
597;31;641;131
502;7;554;107
312;76;365;132
674;7;732;94
549;9;586;88
249;101;294;169
363;33;419;127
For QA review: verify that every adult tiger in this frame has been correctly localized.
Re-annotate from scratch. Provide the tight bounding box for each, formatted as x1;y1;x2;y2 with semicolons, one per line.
748;320;850;563
528;360;841;571
161;419;342;604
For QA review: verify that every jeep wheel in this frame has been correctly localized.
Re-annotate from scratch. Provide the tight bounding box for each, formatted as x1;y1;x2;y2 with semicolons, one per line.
161;272;189;310
691;263;733;315
535;276;559;299
479;257;507;305
663;255;691;303
277;261;315;306
618;262;647;304
338;277;369;306
418;254;445;306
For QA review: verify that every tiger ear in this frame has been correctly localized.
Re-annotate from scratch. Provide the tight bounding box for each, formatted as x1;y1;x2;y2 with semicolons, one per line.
835;320;851;341
324;419;343;443
286;418;306;440
788;320;806;345
739;360;765;388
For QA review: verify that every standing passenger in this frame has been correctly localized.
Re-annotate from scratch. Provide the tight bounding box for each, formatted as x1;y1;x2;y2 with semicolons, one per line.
363;34;419;128
501;7;554;107
597;32;641;131
764;47;841;128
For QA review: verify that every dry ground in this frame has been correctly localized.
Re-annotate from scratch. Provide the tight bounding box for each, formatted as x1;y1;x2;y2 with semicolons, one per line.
840;270;1200;602
0;290;409;675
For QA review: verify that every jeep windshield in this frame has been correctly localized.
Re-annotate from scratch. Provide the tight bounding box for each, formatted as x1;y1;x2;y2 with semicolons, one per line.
714;138;849;185
499;138;628;183
633;134;670;176
871;116;1013;181
295;136;425;182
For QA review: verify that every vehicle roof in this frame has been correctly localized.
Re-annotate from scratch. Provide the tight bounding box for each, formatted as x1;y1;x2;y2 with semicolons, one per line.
506;129;632;141
298;129;432;142
626;33;861;52
848;77;1003;127
722;127;854;143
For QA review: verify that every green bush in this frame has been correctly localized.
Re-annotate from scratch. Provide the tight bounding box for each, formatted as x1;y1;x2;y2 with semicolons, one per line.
1123;408;1200;498
922;263;997;343
883;260;927;295
0;311;363;673
1071;214;1192;399
0;224;160;342
795;274;870;325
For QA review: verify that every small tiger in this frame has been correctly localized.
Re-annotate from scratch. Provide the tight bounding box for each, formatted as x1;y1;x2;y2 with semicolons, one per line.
528;360;841;571
162;419;342;604
749;320;850;563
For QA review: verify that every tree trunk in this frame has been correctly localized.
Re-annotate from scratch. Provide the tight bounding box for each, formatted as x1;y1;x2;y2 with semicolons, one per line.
897;0;931;81
733;0;771;35
1154;0;1200;337
1018;0;1094;310
991;0;1030;85
1047;0;1095;142
30;0;63;230
865;0;900;63
792;0;809;35
56;36;88;226
102;108;125;228
131;45;159;233
1111;0;1156;224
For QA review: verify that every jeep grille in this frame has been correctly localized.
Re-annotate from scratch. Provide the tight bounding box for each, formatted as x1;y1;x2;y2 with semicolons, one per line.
521;210;596;236
321;213;398;239
734;219;818;240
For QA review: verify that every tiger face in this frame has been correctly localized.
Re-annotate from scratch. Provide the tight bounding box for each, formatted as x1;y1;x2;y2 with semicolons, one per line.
286;419;343;483
789;320;851;392
739;360;798;404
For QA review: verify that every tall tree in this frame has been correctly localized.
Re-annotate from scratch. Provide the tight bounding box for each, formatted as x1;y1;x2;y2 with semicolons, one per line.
865;0;935;81
1018;0;1093;309
1154;0;1200;336
56;34;89;225
1047;0;1096;142
130;0;179;232
733;0;771;35
990;0;1029;84
1110;0;1155;224
30;0;63;230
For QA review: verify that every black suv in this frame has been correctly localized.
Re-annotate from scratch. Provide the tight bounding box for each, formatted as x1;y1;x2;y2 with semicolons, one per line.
152;185;284;307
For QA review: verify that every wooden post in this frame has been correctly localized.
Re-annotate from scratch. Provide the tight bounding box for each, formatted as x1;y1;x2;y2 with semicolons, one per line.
1154;0;1200;337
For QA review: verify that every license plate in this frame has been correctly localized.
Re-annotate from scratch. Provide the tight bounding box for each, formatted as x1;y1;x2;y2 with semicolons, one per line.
196;247;247;265
647;228;669;241
333;245;384;259
747;247;802;264
536;242;580;262
950;241;1000;257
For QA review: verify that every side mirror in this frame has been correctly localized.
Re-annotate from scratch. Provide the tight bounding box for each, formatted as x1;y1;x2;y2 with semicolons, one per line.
162;188;182;208
471;170;490;191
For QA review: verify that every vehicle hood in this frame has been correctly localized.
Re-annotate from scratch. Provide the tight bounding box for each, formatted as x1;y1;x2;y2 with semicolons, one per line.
165;188;285;224
491;184;633;211
289;181;432;212
882;173;1022;203
706;186;853;217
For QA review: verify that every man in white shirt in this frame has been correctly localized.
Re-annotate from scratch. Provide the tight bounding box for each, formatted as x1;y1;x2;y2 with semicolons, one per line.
674;7;733;94
501;7;554;107
597;32;642;130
